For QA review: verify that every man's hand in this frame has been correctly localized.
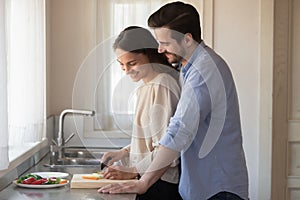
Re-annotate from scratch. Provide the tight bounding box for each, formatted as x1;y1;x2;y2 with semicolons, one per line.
98;179;148;194
99;146;178;195
103;165;138;180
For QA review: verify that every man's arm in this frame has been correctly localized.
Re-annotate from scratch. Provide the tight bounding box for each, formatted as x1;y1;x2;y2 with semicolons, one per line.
98;146;178;194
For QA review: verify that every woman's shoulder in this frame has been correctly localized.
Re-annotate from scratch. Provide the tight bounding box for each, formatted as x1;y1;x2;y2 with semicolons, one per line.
152;73;178;85
150;73;181;95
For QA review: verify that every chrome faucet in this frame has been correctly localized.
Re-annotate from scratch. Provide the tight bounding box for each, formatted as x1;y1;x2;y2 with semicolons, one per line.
54;109;95;161
57;109;95;147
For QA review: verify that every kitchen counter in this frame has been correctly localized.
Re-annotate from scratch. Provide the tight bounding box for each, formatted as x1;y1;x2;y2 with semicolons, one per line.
0;153;136;200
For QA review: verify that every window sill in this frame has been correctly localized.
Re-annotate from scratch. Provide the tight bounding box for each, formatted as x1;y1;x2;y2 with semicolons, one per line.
0;139;48;178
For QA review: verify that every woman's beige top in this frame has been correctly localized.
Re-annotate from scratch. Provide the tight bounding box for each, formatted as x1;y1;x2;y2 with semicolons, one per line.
122;72;181;184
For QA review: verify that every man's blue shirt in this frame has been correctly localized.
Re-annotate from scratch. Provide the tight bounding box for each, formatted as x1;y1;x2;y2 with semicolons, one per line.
160;41;249;200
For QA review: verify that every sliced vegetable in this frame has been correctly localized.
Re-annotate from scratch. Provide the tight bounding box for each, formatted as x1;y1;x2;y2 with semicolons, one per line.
31;174;43;180
17;174;37;183
44;177;61;184
17;173;44;183
82;173;103;180
82;175;99;180
60;179;68;184
22;177;36;184
16;173;68;185
31;178;48;185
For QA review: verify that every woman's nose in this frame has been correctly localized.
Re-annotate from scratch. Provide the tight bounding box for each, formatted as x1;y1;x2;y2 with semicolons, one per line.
124;66;130;74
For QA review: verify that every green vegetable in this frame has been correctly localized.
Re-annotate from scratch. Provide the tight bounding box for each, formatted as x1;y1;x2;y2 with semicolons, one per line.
55;177;61;184
31;174;43;180
45;177;61;184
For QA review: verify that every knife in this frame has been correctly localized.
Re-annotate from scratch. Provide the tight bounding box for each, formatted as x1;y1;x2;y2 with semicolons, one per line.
100;156;112;171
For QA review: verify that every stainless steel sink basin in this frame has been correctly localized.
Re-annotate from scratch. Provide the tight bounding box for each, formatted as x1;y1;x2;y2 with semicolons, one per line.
57;157;101;166
63;147;109;158
44;157;101;168
44;146;121;168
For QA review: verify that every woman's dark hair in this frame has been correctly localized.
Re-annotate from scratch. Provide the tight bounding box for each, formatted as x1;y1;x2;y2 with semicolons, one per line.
113;26;175;69
148;1;201;43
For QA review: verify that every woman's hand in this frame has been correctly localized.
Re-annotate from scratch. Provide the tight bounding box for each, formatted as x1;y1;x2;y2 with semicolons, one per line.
101;149;128;166
103;165;138;180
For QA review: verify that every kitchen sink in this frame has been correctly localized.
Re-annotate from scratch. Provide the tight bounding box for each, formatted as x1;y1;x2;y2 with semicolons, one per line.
44;157;102;168
63;147;106;158
44;146;121;168
56;157;101;166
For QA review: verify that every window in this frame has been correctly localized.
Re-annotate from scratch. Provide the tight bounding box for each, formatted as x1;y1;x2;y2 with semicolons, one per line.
94;0;174;132
0;0;46;170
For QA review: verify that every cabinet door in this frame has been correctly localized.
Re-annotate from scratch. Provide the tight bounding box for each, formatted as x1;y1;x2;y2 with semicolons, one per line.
287;0;300;199
272;0;300;199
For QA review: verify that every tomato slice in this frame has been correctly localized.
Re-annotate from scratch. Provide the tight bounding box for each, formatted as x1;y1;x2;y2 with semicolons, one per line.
31;178;48;185
22;177;36;184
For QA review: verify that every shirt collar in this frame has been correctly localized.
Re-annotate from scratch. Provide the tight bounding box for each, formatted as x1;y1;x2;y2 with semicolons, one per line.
181;41;205;78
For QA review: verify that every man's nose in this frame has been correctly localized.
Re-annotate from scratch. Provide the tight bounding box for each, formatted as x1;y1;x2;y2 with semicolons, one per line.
158;44;165;53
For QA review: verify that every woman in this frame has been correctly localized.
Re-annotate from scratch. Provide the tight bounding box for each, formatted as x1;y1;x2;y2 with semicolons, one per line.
100;26;182;200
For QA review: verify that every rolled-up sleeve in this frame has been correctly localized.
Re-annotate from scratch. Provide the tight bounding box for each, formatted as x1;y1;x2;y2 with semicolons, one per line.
160;68;212;152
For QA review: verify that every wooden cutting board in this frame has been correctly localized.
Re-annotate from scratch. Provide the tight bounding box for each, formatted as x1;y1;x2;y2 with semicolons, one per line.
70;174;135;188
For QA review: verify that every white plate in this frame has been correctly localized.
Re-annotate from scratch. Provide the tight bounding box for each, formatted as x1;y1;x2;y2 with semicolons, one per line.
31;172;69;178
13;180;69;189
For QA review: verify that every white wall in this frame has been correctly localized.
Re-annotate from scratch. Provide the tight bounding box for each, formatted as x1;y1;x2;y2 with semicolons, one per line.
46;0;97;116
201;1;263;199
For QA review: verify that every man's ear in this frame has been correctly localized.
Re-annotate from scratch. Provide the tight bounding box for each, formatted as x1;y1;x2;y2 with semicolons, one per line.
183;33;194;47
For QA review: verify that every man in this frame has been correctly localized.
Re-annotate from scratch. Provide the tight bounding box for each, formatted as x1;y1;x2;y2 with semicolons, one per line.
98;2;249;199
